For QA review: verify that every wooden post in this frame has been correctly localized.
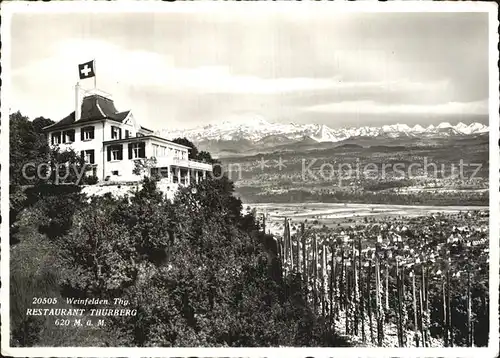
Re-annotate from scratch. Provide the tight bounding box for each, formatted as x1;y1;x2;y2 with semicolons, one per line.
358;236;365;342
301;223;307;297
287;220;293;271
345;254;352;335
424;265;429;345
277;237;284;280
352;240;358;336
328;243;334;327
375;255;384;346
471;318;475;347
367;259;374;344
321;242;328;317
385;261;389;316
312;234;318;313
443;275;448;347
395;259;401;346
321;243;327;317
340;247;345;312
421;263;429;346
447;263;453;347
296;232;300;274
345;256;350;336
283;218;289;272
412;271;419;347
293;231;297;272
401;265;407;347
329;242;336;324
467;269;472;346
396;260;403;347
277;237;283;262
418;270;425;347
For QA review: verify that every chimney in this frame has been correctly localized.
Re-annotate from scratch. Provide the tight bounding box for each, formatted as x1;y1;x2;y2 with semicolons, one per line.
75;82;81;121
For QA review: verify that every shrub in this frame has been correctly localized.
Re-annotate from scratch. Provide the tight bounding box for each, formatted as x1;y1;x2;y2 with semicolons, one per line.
84;175;98;185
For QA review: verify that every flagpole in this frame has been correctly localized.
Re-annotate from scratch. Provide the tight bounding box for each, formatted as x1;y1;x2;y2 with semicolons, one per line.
75;82;81;121
93;59;97;89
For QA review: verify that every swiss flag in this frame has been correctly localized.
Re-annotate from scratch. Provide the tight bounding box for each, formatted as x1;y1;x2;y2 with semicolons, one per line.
78;60;95;80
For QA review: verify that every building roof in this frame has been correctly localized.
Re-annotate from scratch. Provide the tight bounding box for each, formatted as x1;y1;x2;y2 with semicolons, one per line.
43;94;131;131
140;126;154;133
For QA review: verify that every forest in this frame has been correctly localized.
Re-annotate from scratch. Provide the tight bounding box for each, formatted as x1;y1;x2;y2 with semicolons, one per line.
9;111;350;347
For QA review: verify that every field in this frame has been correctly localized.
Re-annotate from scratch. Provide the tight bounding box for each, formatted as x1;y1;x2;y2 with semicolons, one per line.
248;202;488;236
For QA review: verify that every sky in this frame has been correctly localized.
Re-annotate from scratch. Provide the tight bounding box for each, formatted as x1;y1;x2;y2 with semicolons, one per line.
9;10;489;130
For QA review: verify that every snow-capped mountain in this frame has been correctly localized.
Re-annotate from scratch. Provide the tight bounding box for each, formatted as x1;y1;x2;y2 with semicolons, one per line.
160;118;489;144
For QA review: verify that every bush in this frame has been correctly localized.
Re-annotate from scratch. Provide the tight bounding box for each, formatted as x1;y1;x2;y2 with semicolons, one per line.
52;177;348;347
84;175;98;185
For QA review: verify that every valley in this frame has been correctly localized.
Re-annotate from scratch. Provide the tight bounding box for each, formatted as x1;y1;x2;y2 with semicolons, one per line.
246;202;488;236
226;135;489;206
161;118;490;206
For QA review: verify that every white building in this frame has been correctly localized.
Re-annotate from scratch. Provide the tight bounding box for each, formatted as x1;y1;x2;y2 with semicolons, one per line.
43;86;212;188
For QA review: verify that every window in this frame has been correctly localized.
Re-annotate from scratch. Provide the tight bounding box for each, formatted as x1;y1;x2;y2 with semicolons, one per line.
80;150;95;164
128;142;146;159
158;167;169;178
51;132;61;145
112;170;119;176
63;129;75;143
107;145;123;161
152;144;159;157
132;144;140;159
111;126;122;140
111;148;120;161
81;126;95;141
125;130;130;138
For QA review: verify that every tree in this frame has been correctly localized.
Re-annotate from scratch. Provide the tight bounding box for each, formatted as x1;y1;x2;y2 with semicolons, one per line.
9;111;52;228
132;157;158;179
9;111;48;186
44;147;87;185
54;175;346;347
198;150;216;164
171;137;199;160
32;116;54;133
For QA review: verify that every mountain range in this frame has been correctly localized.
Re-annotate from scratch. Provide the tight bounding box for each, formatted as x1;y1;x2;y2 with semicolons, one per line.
160;117;489;145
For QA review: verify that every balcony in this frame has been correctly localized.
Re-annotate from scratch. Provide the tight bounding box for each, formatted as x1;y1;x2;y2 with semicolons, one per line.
154;157;212;172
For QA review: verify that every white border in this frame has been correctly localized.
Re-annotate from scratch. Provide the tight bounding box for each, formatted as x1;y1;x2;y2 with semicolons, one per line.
1;1;498;357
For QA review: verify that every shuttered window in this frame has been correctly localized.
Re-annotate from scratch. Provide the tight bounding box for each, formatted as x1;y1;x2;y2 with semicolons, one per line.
128;142;146;159
107;145;123;161
63;129;75;143
80;150;95;164
51;132;61;145
81;126;95;141
111;126;122;140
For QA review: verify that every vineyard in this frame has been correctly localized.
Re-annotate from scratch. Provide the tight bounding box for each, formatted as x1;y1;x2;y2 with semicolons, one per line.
265;210;489;347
